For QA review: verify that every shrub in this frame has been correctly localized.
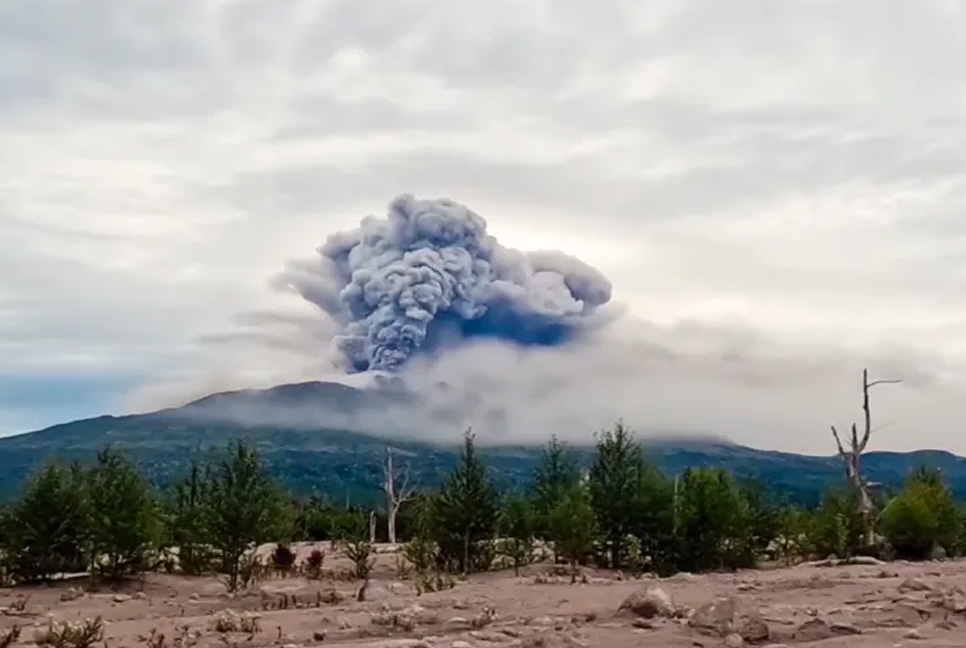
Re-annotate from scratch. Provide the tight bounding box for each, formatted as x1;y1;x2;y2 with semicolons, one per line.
879;467;962;560
338;512;375;580
34;617;104;648
343;537;375;580
271;543;297;574
807;489;865;559
305;548;325;578
402;535;436;575
211;610;260;634
0;627;21;648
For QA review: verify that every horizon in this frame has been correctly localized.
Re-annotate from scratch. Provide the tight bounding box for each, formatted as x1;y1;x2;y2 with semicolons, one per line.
4;2;966;454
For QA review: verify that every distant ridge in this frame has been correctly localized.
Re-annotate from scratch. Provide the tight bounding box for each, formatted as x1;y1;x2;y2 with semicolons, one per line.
1;380;965;507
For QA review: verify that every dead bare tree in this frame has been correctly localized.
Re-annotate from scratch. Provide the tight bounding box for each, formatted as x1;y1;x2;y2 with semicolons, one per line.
830;367;902;547
383;447;415;545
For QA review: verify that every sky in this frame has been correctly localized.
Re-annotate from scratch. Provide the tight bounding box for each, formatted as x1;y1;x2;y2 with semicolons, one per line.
3;0;966;453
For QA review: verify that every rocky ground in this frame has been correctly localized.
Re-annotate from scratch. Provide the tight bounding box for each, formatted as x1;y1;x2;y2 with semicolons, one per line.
3;545;966;648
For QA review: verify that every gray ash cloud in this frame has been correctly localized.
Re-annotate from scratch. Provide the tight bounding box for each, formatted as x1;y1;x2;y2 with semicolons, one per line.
276;194;613;372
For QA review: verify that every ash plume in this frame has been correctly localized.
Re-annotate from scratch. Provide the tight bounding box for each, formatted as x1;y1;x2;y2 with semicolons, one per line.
276;194;614;372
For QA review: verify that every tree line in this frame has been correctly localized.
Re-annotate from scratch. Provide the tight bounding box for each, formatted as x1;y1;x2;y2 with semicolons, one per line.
0;421;963;589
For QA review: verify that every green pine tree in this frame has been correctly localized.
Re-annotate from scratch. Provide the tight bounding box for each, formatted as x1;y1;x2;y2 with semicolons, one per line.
2;463;89;582
204;440;284;591
629;459;676;574
430;430;500;573
168;460;214;575
587;421;644;568
548;484;596;577
498;495;535;575
675;467;748;572
87;447;161;581
530;436;580;540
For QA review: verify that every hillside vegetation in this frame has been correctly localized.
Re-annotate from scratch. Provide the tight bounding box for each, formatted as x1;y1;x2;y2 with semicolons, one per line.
1;422;964;588
3;408;966;508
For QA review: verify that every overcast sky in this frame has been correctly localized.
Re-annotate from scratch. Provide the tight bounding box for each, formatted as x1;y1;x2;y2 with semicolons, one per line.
3;0;966;453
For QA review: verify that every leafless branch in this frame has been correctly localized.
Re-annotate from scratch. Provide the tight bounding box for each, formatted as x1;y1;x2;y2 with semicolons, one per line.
830;425;846;456
866;379;903;388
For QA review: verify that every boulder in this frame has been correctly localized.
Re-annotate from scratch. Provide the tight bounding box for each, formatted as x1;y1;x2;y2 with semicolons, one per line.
689;596;740;635
618;586;676;619
794;618;834;642
899;578;933;594
724;634;745;648
687;596;770;644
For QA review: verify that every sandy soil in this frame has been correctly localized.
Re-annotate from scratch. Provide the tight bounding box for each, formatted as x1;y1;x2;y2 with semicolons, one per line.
3;544;966;648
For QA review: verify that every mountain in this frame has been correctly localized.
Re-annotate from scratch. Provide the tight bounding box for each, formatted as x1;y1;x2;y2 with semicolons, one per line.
2;380;965;507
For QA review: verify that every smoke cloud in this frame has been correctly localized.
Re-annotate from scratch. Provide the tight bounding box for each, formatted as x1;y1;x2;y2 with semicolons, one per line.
275;194;614;372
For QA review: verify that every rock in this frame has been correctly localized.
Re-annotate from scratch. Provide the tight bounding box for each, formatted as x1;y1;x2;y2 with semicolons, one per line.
724;634;745;648
689;596;740;636
892;604;930;627
618;586;676;619
944;593;966;613
877;569;899;578
112;594;131;603
829;622;862;635
687;596;768;643
794;618;834;642
60;588;84;602
930;545;948;561
904;628;924;640
738;616;770;644
899;578;933;594
452;642;473;648
134;592;147;600
631;618;653;629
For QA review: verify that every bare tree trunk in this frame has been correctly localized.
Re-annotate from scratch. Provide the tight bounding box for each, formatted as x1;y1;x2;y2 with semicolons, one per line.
388;508;399;545
830;368;901;549
368;511;376;544
383;448;414;545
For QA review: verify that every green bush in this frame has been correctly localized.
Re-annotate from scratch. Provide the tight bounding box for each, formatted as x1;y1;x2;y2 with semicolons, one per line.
87;447;161;581
879;467;961;560
547;484;596;574
2;463;89;582
807;488;865;559
497;495;535;575
675;467;753;572
167;461;215;575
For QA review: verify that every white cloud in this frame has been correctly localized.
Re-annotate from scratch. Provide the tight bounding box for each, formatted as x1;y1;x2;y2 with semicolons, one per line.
3;0;966;452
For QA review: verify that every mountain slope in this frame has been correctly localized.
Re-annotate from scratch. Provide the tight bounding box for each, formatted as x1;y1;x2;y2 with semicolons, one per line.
1;381;963;507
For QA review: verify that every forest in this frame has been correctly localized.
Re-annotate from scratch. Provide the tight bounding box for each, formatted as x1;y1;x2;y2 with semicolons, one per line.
0;419;960;591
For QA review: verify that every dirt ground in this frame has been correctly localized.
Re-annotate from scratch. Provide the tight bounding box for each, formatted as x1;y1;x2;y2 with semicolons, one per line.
3;543;966;648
